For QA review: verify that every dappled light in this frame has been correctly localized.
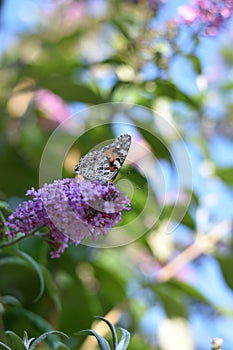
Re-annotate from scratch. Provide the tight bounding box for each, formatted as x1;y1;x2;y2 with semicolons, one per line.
0;0;233;349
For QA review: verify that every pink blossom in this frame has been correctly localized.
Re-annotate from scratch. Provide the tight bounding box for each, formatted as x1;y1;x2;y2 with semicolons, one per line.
178;5;198;23
33;89;71;129
177;0;233;36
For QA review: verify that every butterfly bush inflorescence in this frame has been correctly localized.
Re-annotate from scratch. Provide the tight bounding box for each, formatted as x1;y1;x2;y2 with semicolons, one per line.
5;178;130;258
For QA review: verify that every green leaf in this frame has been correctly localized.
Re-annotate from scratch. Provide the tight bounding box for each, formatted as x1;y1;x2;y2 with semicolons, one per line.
169;279;209;303
0;202;11;211
0;295;21;306
111;83;153;106
0;201;12;226
41;266;61;312
55;342;71;350
17;55;78;81
58;278;93;334
187;54;202;75
111;17;133;42
220;45;233;66
0;342;12;350
155;79;199;109
215;166;233;186
4;307;72;348
222;81;233;90
29;331;68;350
5;248;44;302
95;316;118;348
126;334;154;350
92;263;127;312
5;307;54;338
160;204;195;230
77;330;111;350
0;254;42;305
134;127;172;162
116;328;130;350
153;284;187;318
22;332;35;348
5;331;26;350
37;77;104;104
218;255;233;291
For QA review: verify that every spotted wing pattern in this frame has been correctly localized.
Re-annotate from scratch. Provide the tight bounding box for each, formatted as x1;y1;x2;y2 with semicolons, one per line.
74;134;131;183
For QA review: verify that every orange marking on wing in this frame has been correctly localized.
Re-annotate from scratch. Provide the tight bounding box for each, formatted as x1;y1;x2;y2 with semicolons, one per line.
104;149;119;173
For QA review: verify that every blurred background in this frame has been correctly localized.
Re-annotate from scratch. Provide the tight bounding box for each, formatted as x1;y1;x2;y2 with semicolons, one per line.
0;0;233;349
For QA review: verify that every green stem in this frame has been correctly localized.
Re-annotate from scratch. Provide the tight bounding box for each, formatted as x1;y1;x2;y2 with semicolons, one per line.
0;226;44;249
0;307;6;341
0;210;6;224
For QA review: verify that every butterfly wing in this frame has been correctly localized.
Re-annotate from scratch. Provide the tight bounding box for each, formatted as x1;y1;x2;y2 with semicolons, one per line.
102;134;131;180
74;134;131;183
74;150;113;182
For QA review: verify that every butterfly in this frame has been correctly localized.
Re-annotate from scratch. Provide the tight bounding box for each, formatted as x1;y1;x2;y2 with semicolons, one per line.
74;134;131;183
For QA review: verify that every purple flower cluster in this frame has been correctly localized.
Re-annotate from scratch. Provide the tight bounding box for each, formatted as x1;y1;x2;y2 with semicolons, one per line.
5;178;130;258
178;0;233;36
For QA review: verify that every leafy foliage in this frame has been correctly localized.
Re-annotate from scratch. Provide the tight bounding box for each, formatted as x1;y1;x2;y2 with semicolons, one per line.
77;316;130;350
0;0;232;349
